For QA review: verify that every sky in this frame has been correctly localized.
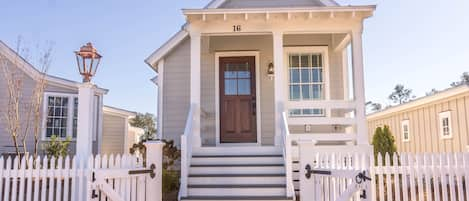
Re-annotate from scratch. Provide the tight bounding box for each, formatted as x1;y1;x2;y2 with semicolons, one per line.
1;0;469;114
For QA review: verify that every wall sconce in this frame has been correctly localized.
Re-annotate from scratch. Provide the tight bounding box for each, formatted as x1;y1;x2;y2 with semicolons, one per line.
267;62;274;80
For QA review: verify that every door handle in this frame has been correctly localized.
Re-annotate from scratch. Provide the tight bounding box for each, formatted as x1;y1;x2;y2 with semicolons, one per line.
252;97;256;116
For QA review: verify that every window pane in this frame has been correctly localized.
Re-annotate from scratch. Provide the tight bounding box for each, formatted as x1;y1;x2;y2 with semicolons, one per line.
225;79;237;95
290;55;299;68
290;85;300;100
237;79;251;95
301;85;311;100
312;68;323;82
312;84;323;99
289;109;301;116
300;55;310;67
225;64;237;78
73;98;78;138
237;63;250;78
290;69;300;83
46;96;70;139
301;69;311;83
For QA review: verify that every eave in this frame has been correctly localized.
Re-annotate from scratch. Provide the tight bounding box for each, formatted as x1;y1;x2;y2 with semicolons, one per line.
183;6;376;16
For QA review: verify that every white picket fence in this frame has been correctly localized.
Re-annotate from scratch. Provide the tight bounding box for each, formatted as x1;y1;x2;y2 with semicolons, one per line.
0;141;164;201
372;152;469;201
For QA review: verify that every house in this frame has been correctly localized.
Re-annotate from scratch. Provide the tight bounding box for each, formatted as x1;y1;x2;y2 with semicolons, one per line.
145;0;375;199
0;40;143;156
367;84;469;153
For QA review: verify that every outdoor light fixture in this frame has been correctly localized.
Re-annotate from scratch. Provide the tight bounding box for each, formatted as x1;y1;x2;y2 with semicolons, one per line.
267;62;274;80
75;42;102;83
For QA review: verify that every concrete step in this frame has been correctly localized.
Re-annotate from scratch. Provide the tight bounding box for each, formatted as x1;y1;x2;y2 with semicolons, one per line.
191;155;283;165
180;196;294;201
192;146;282;156
188;174;285;185
187;184;286;197
189;164;285;175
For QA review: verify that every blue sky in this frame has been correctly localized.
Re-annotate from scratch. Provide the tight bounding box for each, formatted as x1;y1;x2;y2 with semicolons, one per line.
1;0;468;114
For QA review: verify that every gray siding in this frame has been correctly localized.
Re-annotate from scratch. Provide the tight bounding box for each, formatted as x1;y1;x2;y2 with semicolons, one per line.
162;38;191;146
219;0;325;8
101;113;126;155
161;34;348;146
368;93;469;153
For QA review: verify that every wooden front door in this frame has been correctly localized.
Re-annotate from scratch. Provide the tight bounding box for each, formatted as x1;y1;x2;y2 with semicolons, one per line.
219;56;257;143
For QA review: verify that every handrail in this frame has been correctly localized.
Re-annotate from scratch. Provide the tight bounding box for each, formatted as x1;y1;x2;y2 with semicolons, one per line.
281;112;295;199
179;104;195;199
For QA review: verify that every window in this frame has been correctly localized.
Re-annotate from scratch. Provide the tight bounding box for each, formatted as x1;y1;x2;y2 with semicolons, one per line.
439;111;452;139
43;93;78;139
401;120;410;142
287;48;327;117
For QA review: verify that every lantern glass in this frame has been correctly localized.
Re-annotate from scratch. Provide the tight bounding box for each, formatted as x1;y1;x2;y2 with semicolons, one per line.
75;43;102;82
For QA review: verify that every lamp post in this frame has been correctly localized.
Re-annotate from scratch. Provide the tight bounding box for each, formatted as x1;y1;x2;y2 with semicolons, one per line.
75;42;102;161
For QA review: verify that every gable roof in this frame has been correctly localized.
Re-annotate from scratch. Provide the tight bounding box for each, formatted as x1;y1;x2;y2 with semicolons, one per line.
103;105;136;118
144;0;367;71
367;84;469;120
0;40;108;94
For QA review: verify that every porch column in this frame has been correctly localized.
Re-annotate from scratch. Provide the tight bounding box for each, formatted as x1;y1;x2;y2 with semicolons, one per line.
190;31;202;147
351;29;368;145
273;31;285;146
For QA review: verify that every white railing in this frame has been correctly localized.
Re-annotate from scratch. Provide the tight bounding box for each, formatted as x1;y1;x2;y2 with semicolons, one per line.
281;112;295;199
372;152;469;201
285;100;357;126
179;104;196;199
0;142;164;201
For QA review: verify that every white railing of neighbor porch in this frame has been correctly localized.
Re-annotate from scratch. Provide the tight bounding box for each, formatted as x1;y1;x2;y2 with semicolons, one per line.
179;104;195;199
0;141;163;201
372;152;469;201
281;112;295;199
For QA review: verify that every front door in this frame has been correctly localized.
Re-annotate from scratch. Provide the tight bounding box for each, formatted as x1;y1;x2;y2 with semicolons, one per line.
219;56;257;143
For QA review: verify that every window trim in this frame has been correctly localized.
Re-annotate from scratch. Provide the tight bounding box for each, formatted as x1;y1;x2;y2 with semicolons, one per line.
401;119;410;142
438;111;452;139
284;46;330;117
42;92;78;141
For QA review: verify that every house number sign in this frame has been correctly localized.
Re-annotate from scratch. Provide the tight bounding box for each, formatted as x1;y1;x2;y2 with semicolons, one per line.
233;25;241;32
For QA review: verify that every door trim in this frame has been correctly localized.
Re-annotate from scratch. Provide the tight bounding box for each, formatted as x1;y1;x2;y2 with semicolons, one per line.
215;51;261;146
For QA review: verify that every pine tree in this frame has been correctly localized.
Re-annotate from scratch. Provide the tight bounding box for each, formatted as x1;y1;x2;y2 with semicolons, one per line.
371;125;397;165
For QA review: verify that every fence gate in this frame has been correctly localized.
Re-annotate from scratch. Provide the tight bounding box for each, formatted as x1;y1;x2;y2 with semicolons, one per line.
299;143;373;201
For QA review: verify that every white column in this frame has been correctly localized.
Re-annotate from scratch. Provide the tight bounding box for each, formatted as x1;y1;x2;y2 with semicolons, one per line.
351;29;368;145
157;60;164;140
273;31;285;146
144;141;164;201
76;82;96;162
190;31;202;147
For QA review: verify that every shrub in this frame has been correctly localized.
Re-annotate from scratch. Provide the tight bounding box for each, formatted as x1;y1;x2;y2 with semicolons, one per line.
371;125;397;165
42;135;71;158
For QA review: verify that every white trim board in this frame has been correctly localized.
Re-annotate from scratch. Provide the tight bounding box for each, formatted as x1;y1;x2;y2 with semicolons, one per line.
215;51;262;146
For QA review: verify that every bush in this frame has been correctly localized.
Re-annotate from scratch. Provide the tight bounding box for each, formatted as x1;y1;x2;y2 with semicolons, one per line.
42;135;71;158
371;125;397;165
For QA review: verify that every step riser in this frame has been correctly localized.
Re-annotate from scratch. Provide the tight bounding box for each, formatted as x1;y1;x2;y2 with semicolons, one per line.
192;147;282;156
182;199;290;201
188;188;286;196
188;177;285;185
191;157;283;165
190;166;285;175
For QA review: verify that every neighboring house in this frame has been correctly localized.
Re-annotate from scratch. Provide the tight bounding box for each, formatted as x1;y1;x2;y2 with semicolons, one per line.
368;84;469;153
145;0;374;200
0;40;143;156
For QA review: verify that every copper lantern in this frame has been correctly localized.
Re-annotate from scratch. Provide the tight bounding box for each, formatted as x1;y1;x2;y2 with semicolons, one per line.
75;42;102;82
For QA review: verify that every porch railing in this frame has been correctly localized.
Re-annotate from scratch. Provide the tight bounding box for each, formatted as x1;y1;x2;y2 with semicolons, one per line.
281;112;295;199
179;104;196;199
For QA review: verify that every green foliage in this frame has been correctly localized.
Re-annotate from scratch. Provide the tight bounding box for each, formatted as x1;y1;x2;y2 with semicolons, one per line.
388;84;414;104
162;140;180;170
129;113;157;141
371;126;397;165
450;72;469;87
42;135;71;158
162;170;180;194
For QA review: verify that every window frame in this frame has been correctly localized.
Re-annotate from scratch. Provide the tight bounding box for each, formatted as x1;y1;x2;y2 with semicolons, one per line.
438;111;452;139
284;46;330;117
401;119;410;142
42;92;78;141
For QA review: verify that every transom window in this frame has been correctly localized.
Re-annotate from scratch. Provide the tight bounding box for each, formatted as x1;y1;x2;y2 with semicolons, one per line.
439;111;452;139
287;51;326;116
43;93;78;139
401;120;410;142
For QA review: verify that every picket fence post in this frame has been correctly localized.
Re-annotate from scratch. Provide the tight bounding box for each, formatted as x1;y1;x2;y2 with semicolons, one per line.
145;140;165;201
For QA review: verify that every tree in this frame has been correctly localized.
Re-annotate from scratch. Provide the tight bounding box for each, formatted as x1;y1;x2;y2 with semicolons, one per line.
371;125;397;165
426;88;439;96
0;38;52;159
388;84;414;104
366;101;383;113
129;113;157;141
450;72;469;87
